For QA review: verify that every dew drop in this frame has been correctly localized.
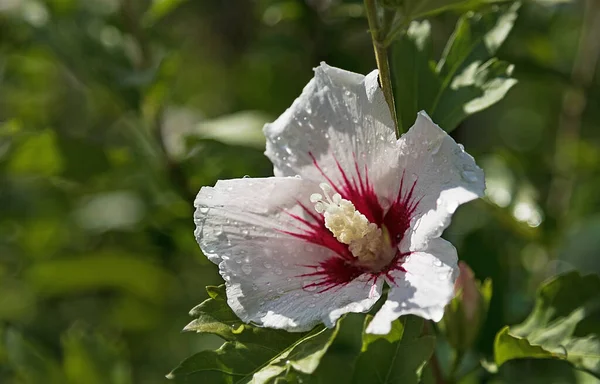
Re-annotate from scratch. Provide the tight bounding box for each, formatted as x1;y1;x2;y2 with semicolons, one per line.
264;262;272;269
308;303;316;308
433;259;443;267
274;267;283;275
243;175;250;179
242;229;249;237
235;259;242;264
242;264;252;274
252;283;258;290
282;260;289;267
430;139;443;155
458;144;465;151
277;287;285;294
438;273;448;281
199;206;209;214
302;282;317;291
461;170;478;182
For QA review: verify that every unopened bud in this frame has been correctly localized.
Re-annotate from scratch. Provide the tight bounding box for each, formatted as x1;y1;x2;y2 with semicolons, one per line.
440;261;492;352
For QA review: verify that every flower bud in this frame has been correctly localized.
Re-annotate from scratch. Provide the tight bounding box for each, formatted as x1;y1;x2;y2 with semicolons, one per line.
440;261;492;352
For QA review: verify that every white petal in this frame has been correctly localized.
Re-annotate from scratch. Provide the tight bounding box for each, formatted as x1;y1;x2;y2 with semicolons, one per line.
194;177;382;332
264;62;400;201
366;237;458;334
397;111;485;250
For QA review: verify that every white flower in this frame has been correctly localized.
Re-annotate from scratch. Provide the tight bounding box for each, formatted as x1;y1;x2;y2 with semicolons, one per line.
194;63;485;335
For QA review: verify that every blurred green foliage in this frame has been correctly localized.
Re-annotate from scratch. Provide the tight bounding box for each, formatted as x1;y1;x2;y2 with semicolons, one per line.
0;0;599;383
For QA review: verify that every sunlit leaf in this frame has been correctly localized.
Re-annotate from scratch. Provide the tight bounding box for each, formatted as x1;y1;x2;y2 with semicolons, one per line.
392;3;519;132
494;327;557;366
493;272;600;379
351;316;435;384
8;130;64;176
170;285;340;383
142;0;188;27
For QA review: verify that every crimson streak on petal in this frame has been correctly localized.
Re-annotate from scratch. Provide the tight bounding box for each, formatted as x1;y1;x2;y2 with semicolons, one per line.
309;152;383;224
383;171;421;247
282;155;421;293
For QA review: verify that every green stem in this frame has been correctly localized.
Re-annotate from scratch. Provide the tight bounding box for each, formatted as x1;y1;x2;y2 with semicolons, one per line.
448;350;464;384
364;0;399;136
383;19;408;48
424;321;446;384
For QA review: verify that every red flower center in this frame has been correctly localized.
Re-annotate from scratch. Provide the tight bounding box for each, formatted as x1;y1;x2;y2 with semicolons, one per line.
282;153;420;292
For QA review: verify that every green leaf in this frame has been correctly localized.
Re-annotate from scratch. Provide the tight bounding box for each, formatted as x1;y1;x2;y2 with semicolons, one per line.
493;272;600;378
61;325;133;384
169;285;340;383
4;328;66;384
494;327;557;366
351;316;435;384
392;4;518;133
24;251;176;303
185;285;300;346
384;0;512;20
8;130;64;176
142;0;188;27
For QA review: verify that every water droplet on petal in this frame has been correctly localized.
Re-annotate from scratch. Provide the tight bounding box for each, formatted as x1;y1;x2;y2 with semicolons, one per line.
430;139;443;155
308;303;316;308
458;144;465;151
433;259;443;267
242;265;252;274
302;281;317;291
461;170;478;182
242;229;249;237
243;175;250;179
274;267;283;275
199;206;209;214
264;262;272;269
438;273;448;281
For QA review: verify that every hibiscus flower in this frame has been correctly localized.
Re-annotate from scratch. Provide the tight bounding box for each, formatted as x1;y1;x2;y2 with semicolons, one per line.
194;63;484;335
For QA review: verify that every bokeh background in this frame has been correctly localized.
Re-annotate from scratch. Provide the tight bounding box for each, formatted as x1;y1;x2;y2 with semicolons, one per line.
0;0;598;382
